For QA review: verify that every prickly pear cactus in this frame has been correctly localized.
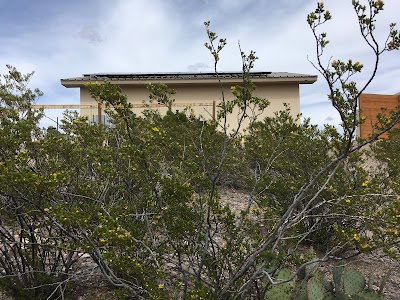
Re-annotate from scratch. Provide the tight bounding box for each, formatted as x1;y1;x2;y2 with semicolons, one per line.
298;261;319;280
264;265;386;300
352;290;384;300
335;288;351;300
306;277;328;300
332;265;344;287
264;268;295;300
341;268;366;296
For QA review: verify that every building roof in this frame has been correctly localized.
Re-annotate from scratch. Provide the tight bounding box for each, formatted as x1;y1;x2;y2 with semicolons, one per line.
61;71;317;87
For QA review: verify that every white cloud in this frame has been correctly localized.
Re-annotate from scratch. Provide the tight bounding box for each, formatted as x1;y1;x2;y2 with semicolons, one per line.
79;26;102;43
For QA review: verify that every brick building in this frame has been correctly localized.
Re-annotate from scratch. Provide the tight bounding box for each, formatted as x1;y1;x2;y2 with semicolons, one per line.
359;93;400;139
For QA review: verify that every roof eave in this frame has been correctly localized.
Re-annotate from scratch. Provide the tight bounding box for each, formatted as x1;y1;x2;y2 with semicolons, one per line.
61;76;317;88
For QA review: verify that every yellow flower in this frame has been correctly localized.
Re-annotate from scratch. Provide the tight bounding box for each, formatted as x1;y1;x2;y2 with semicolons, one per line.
158;283;164;289
152;127;159;132
345;199;351;204
116;103;124;109
353;233;360;241
361;181;368;187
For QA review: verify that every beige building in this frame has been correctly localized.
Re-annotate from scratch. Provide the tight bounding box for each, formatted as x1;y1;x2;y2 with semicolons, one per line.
60;72;317;129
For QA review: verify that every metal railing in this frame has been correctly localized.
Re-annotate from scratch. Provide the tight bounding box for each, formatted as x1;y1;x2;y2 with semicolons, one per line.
34;101;217;128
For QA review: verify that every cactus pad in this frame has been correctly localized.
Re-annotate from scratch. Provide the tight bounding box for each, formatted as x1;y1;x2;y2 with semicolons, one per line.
307;277;327;300
352;290;384;300
342;268;366;296
265;268;295;300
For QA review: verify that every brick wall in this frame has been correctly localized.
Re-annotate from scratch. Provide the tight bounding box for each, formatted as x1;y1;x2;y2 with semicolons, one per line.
359;93;400;139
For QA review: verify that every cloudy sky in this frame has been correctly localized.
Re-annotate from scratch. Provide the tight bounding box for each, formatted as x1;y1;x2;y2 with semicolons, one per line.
1;0;399;126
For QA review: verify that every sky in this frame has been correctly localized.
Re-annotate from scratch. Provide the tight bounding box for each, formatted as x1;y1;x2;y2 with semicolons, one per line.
0;0;399;127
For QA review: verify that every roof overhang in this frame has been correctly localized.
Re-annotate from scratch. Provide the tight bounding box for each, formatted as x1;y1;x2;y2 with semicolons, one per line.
61;71;317;88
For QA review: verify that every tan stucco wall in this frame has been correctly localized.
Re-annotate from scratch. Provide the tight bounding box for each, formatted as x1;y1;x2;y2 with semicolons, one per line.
80;82;300;129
